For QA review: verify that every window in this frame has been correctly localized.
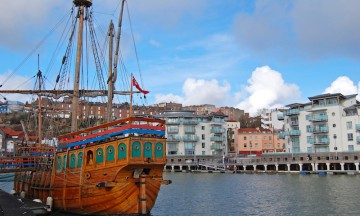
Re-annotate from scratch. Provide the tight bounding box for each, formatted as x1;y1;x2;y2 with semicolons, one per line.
244;136;247;140
348;133;353;141
244;143;247;148
202;151;205;155
269;136;272;140
202;142;205;148
348;145;354;151
346;121;352;130
202;134;205;140
255;143;258;148
201;126;205;130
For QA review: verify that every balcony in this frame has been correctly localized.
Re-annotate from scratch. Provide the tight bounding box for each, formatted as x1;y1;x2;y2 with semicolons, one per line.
307;114;328;122
167;135;181;142
182;135;200;142
166;119;181;125
184;128;196;134
210;136;224;142
313;126;329;133
289;130;301;136
356;124;360;131
313;138;329;145
277;114;284;120
211;144;223;150
167;129;179;134
357;136;360;144
284;109;300;116
290;121;299;126
211;128;224;134
278;132;286;139
183;119;199;125
211;119;223;125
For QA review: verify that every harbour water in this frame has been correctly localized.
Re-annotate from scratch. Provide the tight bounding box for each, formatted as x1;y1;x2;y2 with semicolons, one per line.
2;172;360;215
152;172;360;216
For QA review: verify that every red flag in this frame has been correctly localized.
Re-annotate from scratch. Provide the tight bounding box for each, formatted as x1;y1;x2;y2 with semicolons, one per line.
132;76;149;94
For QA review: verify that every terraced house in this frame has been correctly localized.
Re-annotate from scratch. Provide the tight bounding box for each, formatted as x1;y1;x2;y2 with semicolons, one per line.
278;93;360;153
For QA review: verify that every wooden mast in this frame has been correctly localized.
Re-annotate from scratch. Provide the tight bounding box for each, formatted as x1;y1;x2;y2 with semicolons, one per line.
71;0;92;132
106;21;115;123
37;55;42;146
130;74;133;117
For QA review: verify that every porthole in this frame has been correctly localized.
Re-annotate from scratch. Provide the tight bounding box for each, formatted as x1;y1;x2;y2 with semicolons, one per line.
71;157;75;161
135;145;139;150
120;146;125;151
108;148;113;153
79;155;82;160
157;146;162;150
146;146;151;150
97;150;102;156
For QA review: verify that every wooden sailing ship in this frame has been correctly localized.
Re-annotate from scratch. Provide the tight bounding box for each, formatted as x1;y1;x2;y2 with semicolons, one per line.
1;0;170;215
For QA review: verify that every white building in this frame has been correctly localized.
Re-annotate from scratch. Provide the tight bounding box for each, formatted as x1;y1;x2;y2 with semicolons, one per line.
156;110;228;157
278;93;360;153
260;108;285;130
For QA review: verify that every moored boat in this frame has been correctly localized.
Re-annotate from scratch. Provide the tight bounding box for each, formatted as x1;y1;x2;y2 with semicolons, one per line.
1;0;170;214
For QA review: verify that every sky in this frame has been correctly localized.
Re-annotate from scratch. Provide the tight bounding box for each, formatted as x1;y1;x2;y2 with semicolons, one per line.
0;0;359;116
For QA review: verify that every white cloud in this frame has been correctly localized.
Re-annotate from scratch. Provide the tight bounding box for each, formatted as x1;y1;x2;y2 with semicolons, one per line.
236;66;301;116
0;71;34;102
323;76;359;100
154;78;232;107
182;78;231;106
154;93;184;104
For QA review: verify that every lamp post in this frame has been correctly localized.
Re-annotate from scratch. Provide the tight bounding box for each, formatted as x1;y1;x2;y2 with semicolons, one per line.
333;134;337;160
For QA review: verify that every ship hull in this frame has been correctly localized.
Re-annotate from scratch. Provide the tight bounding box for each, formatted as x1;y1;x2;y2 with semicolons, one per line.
14;136;167;215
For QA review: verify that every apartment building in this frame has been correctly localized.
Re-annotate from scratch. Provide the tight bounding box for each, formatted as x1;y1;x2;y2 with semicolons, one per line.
234;128;285;155
155;110;228;157
260;108;285;130
278;93;360;153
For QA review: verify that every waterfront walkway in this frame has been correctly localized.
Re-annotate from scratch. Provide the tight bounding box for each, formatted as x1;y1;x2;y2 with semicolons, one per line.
165;152;360;174
0;189;34;216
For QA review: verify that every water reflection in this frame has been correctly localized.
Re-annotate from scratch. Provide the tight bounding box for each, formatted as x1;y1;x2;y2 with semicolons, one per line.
152;173;360;216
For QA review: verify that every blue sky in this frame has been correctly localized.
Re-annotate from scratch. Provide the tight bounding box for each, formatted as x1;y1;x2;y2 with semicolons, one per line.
0;0;359;115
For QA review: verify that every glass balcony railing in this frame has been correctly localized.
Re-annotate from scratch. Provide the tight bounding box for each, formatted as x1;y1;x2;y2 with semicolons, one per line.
167;129;179;134
307;114;328;122
211;144;222;150
277;114;284;120
183;119;199;125
210;136;224;142
314;138;329;145
307;126;329;133
356;124;360;131
289;130;301;136
166;119;181;125
184;129;196;134
182;135;200;142
211;128;224;133
284;109;300;116
167;135;181;142
278;132;286;139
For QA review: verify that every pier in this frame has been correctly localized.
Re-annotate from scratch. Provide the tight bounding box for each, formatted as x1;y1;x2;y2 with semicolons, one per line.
165;152;360;174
